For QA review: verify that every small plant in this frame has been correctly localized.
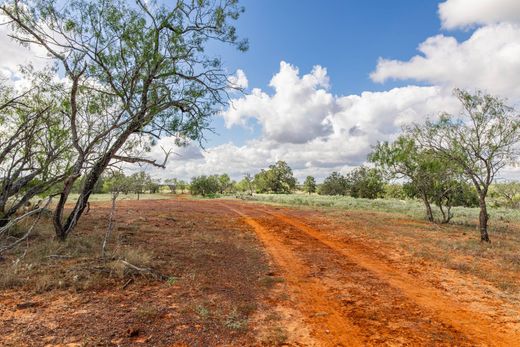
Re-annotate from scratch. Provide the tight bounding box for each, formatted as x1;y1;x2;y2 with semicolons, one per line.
136;304;160;320
224;309;248;330
260;326;288;346
259;276;285;288
195;305;210;319
166;276;179;286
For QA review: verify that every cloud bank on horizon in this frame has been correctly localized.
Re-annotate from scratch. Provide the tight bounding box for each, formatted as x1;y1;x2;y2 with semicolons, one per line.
150;0;520;181
2;0;520;181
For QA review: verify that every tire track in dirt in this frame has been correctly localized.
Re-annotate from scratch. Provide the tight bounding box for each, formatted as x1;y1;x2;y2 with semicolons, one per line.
253;206;520;347
226;203;475;346
225;205;364;346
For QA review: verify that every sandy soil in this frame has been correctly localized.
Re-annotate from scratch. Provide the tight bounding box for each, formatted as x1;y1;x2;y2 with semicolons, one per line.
1;197;519;346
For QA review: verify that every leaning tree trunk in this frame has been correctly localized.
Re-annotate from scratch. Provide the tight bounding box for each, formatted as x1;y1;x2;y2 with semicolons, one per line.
479;195;490;242
53;123;138;241
421;192;434;222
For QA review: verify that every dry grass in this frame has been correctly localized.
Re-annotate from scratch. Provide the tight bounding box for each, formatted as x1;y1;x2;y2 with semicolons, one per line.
0;212;158;292
319;208;520;295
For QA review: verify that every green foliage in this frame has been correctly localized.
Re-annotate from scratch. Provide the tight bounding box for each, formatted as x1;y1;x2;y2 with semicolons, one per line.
383;184;407;200
164;178;178;193
190;175;221;196
1;0;248;238
177;180;188;194
319;172;348;196
411;89;520;240
0;73;72;224
218;174;233;194
103;171;131;194
492;182;520;208
303;176;317;194
235;174;254;194
370;134;467;222
254;161;297;194
346;166;385;199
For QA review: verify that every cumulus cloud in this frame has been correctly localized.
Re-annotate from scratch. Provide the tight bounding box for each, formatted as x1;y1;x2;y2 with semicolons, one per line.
223;61;335;144
0;16;51;80
370;23;520;98
439;0;520;29
146;77;458;181
227;69;248;89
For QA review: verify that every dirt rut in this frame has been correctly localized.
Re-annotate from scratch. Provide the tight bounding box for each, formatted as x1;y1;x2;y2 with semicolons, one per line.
224;201;520;346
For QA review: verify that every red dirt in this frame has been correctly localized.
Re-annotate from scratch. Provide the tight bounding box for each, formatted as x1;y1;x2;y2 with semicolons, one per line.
1;197;520;346
222;200;520;346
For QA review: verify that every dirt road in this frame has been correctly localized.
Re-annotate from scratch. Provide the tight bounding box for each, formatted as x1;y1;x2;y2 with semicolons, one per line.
2;197;519;346
222;200;520;346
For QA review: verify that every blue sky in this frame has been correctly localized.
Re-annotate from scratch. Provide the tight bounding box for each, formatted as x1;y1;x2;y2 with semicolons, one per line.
152;0;519;181
2;0;519;180
205;0;472;148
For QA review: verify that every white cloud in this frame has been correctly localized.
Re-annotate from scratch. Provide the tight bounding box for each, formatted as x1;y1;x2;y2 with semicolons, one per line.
370;23;520;98
228;69;248;89
439;0;520;29
0;16;51;80
223;61;335;144
146;69;459;182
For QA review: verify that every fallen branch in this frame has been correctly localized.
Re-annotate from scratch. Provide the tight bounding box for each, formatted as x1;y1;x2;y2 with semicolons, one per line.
0;197;53;254
122;278;133;289
46;254;73;259
120;260;167;280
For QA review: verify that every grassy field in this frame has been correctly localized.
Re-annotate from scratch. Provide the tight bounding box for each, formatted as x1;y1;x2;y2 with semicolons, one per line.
77;192;520;230
246;193;520;227
2;194;520;345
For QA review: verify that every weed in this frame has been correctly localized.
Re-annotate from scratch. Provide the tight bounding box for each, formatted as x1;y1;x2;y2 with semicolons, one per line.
167;276;179;286
195;305;210;319
0;268;23;289
224;309;248;330
259;276;285;288
136;304;160;320
260;326;288;346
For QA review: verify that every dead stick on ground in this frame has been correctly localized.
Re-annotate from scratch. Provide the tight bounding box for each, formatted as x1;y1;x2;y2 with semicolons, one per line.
102;192;119;261
122;278;133;289
120;260;167;280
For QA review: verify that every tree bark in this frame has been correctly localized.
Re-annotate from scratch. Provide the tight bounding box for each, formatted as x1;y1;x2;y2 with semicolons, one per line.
53;123;138;240
422;192;434;222
479;195;490;242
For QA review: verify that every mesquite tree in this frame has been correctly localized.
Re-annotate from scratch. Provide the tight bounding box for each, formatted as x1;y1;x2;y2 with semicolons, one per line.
303;176;316;195
412;89;520;242
0;73;71;226
2;0;246;240
370;135;464;223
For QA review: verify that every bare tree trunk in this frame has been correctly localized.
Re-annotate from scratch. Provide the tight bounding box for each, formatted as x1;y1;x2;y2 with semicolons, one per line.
479;195;490;242
422;192;434;222
53;124;137;240
53;177;79;241
438;202;446;223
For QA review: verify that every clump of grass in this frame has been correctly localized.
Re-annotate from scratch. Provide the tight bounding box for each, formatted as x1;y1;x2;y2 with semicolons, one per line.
259;276;285;288
259;326;288;346
497;280;517;293
166;276;179;286
119;247;153;267
224;308;248;331
195;305;210;319
0;267;23;290
108;246;155;278
34;274;56;293
135;303;160;320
